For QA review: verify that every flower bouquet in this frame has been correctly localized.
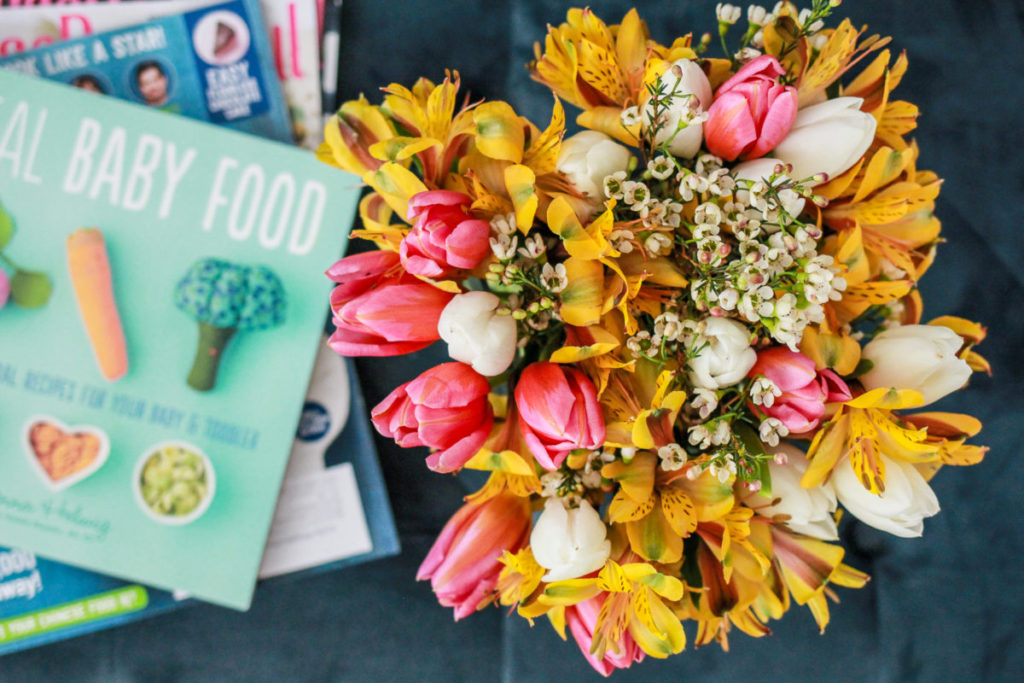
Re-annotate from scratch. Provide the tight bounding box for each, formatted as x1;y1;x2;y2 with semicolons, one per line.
318;0;989;675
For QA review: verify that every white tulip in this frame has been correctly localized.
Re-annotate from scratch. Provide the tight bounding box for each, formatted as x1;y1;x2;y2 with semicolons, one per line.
859;324;972;406
772;96;876;183
831;454;939;538
687;317;757;389
731;157;806;217
642;59;713;158
556;131;632;202
530;497;611;582
757;444;837;540
437;291;517;377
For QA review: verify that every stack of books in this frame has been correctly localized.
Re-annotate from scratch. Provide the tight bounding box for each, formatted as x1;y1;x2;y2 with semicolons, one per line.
0;0;397;655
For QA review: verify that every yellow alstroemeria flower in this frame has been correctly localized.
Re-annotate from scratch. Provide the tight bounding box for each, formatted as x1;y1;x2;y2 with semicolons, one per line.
529;9;650;111
823;225;915;327
676;514;867;647
768;521;869;633
802;387;939;494
843;48;919;149
528;8;700;145
897;410;988;482
820;143;942;280
547;196;639;329
682;529;773;648
347;192;407;252
799;224;910;375
604;454;693;564
463;396;542;502
496;547;548;621
601;447;737;566
462;96;569;233
761;16;890;108
318;94;397;177
376;72;478;188
540;560;687;660
602;364;685;448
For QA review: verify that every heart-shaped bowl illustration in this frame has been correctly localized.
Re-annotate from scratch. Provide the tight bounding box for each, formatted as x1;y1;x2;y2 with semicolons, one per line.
133;441;215;526
22;415;111;492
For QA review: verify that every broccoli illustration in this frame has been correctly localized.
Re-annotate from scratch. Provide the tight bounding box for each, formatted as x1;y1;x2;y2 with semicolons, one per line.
174;258;286;392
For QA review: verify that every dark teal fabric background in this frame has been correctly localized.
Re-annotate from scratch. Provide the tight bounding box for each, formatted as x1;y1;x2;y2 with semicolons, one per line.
2;0;1022;680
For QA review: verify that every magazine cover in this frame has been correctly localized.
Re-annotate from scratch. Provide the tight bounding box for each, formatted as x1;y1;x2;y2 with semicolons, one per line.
0;0;293;144
0;0;322;148
0;355;399;655
0;68;359;610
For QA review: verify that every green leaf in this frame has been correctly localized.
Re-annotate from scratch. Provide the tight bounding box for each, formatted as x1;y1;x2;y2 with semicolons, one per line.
734;421;772;497
734;422;765;456
10;269;52;308
0;201;13;251
752;457;773;499
850;358;875;378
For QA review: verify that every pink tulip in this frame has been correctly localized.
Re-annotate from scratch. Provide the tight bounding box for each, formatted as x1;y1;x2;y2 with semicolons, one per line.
704;55;798;161
401;190;491;278
326;250;403;310
417;493;531;619
371;362;493;472
515;362;605;470
329;282;454;356
565;594;644;676
748;347;852;434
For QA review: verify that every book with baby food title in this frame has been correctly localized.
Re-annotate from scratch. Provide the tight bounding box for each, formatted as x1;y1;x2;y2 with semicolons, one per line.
0;0;293;144
0;353;400;656
0;0;324;148
0;67;362;610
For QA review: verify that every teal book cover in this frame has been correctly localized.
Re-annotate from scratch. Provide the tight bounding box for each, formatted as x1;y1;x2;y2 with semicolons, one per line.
0;68;359;610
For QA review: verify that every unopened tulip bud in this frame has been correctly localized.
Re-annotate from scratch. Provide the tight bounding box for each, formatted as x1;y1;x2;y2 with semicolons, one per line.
859;325;972;405
530;498;611;582
557;131;633;204
773;98;876;183
515;363;605;470
642;58;713;159
831;454;939;538
758;444;838;539
438;292;518;377
687;317;757;389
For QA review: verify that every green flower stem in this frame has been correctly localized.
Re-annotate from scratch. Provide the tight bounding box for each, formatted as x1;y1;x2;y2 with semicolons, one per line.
187;322;237;392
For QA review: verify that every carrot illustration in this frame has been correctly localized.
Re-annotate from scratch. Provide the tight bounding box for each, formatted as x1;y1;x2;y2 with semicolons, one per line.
67;228;128;382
